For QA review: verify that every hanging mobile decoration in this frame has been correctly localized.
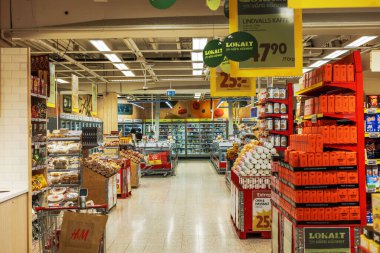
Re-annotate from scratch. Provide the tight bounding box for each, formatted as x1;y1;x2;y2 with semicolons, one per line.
149;0;176;9
206;0;221;11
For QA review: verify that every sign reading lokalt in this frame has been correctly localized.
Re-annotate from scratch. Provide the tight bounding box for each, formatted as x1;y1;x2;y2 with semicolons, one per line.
252;190;271;232
229;0;303;77
304;227;351;253
72;74;79;113
47;63;56;108
210;68;256;97
223;31;258;62
288;0;380;8
149;0;176;9
203;39;224;68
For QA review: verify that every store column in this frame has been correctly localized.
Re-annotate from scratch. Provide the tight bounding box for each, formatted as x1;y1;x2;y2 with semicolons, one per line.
228;101;233;136
98;92;118;134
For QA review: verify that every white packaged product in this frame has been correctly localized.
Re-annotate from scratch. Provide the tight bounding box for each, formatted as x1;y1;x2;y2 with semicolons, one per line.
281;136;288;147
267;118;273;130
266;103;274;113
279;88;287;99
280;103;287;114
273;103;280;113
281;119;287;130
273;88;279;98
275;135;281;147
274;119;281;130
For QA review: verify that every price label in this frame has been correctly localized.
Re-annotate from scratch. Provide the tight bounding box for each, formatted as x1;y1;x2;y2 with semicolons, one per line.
367;160;378;165
252;191;272;232
311;114;317;123
367;108;378;114
369;133;380;138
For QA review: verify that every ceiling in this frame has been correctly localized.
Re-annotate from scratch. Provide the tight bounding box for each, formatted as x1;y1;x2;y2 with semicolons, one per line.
3;1;380;100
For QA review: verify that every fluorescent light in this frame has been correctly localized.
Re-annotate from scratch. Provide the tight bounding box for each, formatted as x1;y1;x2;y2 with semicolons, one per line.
324;50;349;59
193;70;203;76
122;71;135;77
56;78;69;84
89;40;111;52
105;54;122;63
345;36;377;48
111;79;151;82
191;52;203;62
192;38;208;50
216;100;224;109
303;68;312;74
114;63;129;70
194;92;201;97
192;63;203;69
245;103;252;108
165;101;173;109
309;60;330;68
130;102;144;110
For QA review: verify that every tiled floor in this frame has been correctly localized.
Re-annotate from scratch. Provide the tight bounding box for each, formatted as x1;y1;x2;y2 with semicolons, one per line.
106;160;271;253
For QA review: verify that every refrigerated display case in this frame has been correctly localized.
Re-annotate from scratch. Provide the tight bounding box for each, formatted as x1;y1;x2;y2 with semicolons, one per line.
210;141;233;174
158;123;186;157
213;121;228;139
50;113;103;134
118;119;144;137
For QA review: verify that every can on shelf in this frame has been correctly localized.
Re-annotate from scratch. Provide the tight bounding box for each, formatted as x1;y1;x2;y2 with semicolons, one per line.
266;102;274;114
273;103;280;113
274;119;281;130
281;136;288;147
268;135;275;145
268;88;274;98
275;135;281;147
280;103;287;114
273;88;280;98
280;119;288;130
279;88;287;99
266;118;274;130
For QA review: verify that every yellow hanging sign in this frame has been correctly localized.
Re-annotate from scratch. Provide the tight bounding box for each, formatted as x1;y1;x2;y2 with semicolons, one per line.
210;68;256;97
288;0;380;8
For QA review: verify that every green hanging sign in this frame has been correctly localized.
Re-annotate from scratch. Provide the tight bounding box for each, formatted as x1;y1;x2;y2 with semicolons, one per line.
207;0;221;11
149;0;176;9
223;31;258;62
203;39;224;68
219;56;231;74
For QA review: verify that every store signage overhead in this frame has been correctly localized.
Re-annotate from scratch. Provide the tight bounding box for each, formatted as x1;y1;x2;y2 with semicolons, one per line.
92;83;97;116
48;63;56;108
288;0;380;8
166;89;176;97
229;0;303;77
223;31;258;62
210;68;256;97
71;74;79;113
203;39;225;68
206;0;221;11
149;0;176;9
304;227;350;253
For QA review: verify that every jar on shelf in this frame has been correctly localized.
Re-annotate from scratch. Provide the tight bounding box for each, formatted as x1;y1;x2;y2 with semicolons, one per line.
280;119;287;130
273;103;280;114
268;88;274;99
266;102;274;114
268;135;275;146
274;119;281;131
281;136;288;147
266;118;274;130
273;88;280;98
280;104;287;114
279;88;287;99
274;135;281;147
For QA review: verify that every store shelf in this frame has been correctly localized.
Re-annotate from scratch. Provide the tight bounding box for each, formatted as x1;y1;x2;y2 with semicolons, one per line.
365;159;380;165
279;161;357;172
31;141;46;146
31;118;47;122
364;108;380;114
32;164;47;171
31;93;48;99
278;176;358;190
48;153;82;157
296;81;356;96
32;187;49;196
365;132;380;138
323;143;357;152
48;168;80;172
261;98;289;105
48;137;81;141
269;130;289;135
301;113;356;121
259;114;288;119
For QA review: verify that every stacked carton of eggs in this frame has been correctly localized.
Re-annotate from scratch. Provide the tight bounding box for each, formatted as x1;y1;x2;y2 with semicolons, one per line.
233;141;277;189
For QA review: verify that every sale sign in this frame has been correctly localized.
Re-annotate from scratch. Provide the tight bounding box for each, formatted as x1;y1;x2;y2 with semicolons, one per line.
229;0;303;77
288;0;380;8
252;190;272;232
210;68;256;97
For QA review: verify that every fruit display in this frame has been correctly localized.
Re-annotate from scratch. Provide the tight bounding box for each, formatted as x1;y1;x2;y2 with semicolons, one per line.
83;154;122;178
48;129;82;139
120;150;144;164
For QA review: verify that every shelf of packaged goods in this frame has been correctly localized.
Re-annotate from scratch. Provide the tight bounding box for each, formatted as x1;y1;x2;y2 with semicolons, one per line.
32;187;49;196
279;161;358;172
365;132;380;138
31;93;48;99
31;118;47;122
269;130;290;135
32;164;47;171
50;184;80;188
366;159;380;165
48;137;81;141
104;146;119;149
259;114;288;119
323;143;357;152
261;98;289;105
104;136;120;139
364;108;380;114
296;81;357;96
277;176;359;191
32;141;47;146
48;154;82;157
48;168;80;172
301;113;356;122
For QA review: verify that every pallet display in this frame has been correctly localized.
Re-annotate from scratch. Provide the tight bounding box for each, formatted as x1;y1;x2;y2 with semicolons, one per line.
271;51;364;253
116;159;131;199
258;83;294;152
210;141;233;174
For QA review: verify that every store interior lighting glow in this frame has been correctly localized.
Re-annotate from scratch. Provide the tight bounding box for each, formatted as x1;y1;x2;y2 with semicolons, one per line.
192;38;208;50
216;100;224;109
191;52;203;62
114;63;129;70
130;102;145;110
192;63;203;69
56;78;69;84
194;92;201;98
345;36;378;48
122;71;135;77
193;70;203;76
89;40;111;52
303;68;312;74
111;79;149;82
105;54;122;63
323;50;349;59
165;101;173;109
309;60;330;68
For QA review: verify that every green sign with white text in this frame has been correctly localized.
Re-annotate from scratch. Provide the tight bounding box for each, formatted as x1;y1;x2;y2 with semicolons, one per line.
203;39;224;68
304;227;350;253
223;31;258;62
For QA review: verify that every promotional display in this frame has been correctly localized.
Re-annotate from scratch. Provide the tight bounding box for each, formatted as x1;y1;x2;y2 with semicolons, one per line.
288;0;380;8
92;83;98;116
47;63;56;108
71;74;79;113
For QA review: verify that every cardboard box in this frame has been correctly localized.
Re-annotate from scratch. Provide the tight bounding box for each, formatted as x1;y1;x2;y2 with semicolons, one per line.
325;208;333;220
349;126;357;144
323;153;330;166
302;172;309;185
342;96;349;113
330;125;337;144
349;206;360;220
337;189;348;202
300;153;308;168
333;64;341;82
348;189;359;202
130;161;141;188
347;171;358;184
348;96;356;113
319;95;328;113
337;171;348;184
316;134;323;153
340;65;347;82
347;64;355;82
340;207;350;220
328;95;335;113
321;126;330;144
335;95;343;113
315;153;323;167
323;64;333;82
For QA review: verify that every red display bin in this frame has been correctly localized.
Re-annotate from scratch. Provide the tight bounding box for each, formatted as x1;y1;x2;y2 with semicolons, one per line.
117;159;131;199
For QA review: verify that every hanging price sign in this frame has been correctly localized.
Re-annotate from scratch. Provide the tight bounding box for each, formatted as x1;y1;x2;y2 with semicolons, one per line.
229;0;303;77
288;0;380;8
210;68;256;97
252;190;272;232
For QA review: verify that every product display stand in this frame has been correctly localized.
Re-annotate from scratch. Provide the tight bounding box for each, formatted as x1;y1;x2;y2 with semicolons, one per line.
271;51;365;253
210;141;233;174
117;159;131;199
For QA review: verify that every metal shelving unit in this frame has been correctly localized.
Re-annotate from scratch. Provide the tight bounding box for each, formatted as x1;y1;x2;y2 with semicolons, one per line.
118;119;144;137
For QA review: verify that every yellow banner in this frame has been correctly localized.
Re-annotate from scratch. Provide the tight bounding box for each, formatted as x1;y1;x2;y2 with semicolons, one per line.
91;83;97;116
71;74;79;113
210;68;256;97
229;0;303;77
288;0;380;8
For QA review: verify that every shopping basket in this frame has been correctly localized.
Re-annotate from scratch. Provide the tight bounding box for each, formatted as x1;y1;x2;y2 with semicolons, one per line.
35;204;108;253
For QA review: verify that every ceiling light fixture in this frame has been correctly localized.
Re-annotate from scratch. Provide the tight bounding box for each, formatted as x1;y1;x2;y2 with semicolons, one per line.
345;36;378;48
309;60;330;68
111;79;151;82
89;40;111;52
323;50;349;59
56;78;69;84
122;71;136;77
216;100;224;109
192;63;204;69
165;101;173;109
192;38;208;50
192;70;203;76
105;54;122;63
129;102;144;110
114;63;129;71
191;52;203;62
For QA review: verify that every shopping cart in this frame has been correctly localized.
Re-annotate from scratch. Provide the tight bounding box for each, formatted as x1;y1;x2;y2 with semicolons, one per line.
35;204;108;253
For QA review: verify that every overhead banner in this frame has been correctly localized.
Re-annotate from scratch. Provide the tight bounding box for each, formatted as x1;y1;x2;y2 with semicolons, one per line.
72;74;79;113
210;68;256;97
92;83;98;116
47;63;56;108
304;227;351;253
288;0;380;8
229;0;303;77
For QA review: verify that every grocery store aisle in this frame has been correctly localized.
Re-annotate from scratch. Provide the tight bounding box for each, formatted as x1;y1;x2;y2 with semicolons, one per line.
105;160;271;253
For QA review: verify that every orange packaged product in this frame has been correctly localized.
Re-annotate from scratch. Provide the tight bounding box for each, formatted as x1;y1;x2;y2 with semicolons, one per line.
346;152;357;166
324;190;331;202
342;126;350;144
316;190;324;203
349;206;360;220
323;153;330;166
316;172;323;185
336;125;345;144
337;189;348;202
323;64;333;82
347;64;355;82
302;172;309;185
303;190;310;203
300;153;308;168
296;209;304;221
330;172;337;184
347;171;358;184
340;65;347;82
308;153;315;167
333;64;341;82
309;190;317;203
318;208;325;221
333;207;340;220
304;208;311;221
295;172;302;185
315;153;323;167
340;207;350;220
325;208;333;220
311;209;318;221
328;95;335;113
329;152;337;166
335;95;343;113
349;126;357;144
348;189;359;202
342;96;349;113
336;152;346;166
314;97;320;114
337;171;348;184
307;134;316;153
348;96;356;113
316;135;323;153
296;190;303;203
311;126;319;134
330;125;337;144
319;95;328;113
321;126;330;144
290;151;300;167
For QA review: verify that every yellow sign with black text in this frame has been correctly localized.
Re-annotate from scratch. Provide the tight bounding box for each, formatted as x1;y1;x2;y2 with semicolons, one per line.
288;0;380;8
210;68;256;97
